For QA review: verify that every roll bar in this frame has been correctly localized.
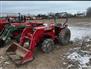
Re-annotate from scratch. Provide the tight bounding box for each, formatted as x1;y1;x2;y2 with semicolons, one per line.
54;12;68;26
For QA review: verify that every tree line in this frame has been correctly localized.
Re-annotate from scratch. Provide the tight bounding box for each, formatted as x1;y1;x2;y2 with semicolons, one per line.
35;7;91;18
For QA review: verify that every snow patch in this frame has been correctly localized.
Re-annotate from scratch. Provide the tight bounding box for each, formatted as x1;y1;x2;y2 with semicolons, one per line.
68;52;91;65
67;50;91;69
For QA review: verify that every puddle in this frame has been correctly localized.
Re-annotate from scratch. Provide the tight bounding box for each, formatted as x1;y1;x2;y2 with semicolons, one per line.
69;26;91;40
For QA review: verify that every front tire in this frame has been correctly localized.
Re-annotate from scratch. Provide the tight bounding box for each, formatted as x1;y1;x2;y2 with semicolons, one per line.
41;39;55;53
58;28;71;45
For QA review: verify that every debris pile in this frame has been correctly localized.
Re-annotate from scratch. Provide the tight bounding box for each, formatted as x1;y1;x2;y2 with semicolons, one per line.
67;50;91;69
0;56;10;69
66;36;91;69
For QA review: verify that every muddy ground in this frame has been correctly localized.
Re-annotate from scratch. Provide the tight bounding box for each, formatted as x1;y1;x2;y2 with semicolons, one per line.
0;17;91;69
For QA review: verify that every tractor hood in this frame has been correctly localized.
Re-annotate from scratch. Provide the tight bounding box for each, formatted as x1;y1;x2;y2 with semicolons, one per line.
11;22;30;27
11;22;44;27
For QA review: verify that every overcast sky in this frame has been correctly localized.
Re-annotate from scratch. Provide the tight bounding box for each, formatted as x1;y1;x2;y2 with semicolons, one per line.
0;1;91;15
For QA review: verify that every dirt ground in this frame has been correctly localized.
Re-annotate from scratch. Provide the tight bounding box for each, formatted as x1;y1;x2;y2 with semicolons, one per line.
68;17;91;27
0;17;91;69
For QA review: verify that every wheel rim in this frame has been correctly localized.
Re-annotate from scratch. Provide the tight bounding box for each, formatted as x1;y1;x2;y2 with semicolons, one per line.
42;39;54;53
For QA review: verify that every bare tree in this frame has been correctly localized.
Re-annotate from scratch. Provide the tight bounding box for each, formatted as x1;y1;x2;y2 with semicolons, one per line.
86;7;91;17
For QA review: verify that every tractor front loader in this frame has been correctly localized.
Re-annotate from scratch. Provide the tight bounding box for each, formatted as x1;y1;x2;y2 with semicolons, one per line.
6;26;56;65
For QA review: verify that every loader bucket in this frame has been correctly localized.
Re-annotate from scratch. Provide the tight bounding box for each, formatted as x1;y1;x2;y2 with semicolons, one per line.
6;42;33;65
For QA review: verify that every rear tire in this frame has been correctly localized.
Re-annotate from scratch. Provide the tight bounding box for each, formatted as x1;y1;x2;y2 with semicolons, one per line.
58;28;71;45
41;39;55;53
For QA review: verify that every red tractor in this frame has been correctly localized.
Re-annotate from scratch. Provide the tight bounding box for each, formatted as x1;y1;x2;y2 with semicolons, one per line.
0;13;27;32
0;14;45;48
6;13;71;65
